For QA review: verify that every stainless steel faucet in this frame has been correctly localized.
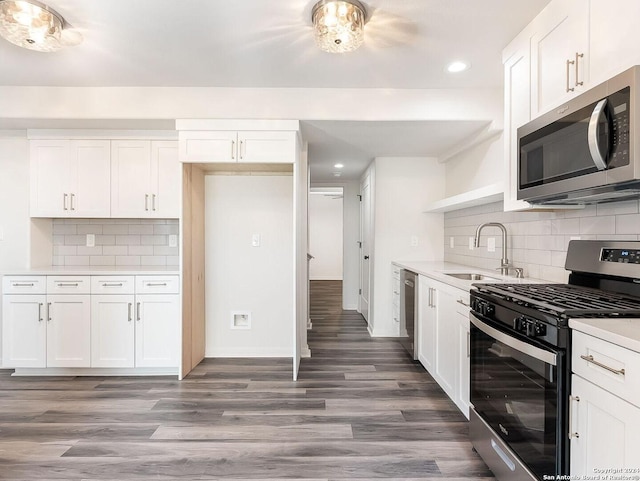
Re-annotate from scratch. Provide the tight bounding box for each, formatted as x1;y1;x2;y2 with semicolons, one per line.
474;222;523;277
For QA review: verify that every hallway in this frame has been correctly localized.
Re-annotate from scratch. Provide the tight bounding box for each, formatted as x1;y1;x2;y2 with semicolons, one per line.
0;281;493;480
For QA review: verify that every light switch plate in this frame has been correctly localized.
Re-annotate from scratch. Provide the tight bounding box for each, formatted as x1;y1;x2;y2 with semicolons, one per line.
168;234;178;247
86;234;95;247
450;237;455;249
469;237;475;250
487;237;496;252
410;236;419;247
252;234;261;247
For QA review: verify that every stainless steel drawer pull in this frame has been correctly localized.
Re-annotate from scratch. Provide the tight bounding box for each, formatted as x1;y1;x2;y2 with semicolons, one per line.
128;303;132;322
457;299;470;307
580;354;625;376
101;283;123;287
152;194;156;211
12;283;35;287
70;193;75;211
145;194;149;211
63;193;68;211
566;58;575;93
568;395;580;439
47;302;52;322
57;283;79;287
146;283;167;287
136;302;141;321
574;52;584;87
38;303;43;322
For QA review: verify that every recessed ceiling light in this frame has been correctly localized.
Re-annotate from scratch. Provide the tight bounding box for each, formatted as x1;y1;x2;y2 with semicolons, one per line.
446;61;470;73
333;172;342;177
334;163;344;169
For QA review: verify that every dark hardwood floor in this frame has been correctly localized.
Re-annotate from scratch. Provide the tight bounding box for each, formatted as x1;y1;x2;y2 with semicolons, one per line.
0;280;494;480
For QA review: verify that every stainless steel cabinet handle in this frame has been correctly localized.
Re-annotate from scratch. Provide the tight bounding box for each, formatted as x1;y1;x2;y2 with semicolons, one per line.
152;194;156;211
63;193;68;211
231;140;235;160
428;287;434;308
431;288;436;308
145;194;149;211
56;283;79;287
136;302;141;321
101;283;123;287
575;52;584;87
146;282;167;287
566;58;575;93
580;354;625;376
47;302;52;322
70;193;75;211
457;299;470;307
568;395;580;439
240;140;244;160
404;280;414;288
12;283;34;287
38;303;43;322
128;303;132;322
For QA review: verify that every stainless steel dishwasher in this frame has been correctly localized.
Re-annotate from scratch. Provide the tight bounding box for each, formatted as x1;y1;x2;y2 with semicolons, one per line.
399;269;418;360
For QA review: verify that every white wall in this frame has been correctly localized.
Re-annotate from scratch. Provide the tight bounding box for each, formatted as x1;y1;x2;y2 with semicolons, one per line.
444;133;505;197
370;157;446;337
0;133;31;366
309;192;343;281
310;181;360;310
204;174;293;357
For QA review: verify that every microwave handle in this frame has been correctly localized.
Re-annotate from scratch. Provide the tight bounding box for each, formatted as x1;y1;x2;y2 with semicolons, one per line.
588;98;609;171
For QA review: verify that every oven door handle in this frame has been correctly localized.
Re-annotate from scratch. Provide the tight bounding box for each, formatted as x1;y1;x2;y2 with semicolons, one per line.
470;313;557;366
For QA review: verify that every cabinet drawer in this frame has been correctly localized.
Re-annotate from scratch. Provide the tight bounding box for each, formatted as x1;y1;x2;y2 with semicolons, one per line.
572;331;640;408
46;276;91;294
2;276;46;294
91;276;135;294
135;275;179;294
455;292;470;316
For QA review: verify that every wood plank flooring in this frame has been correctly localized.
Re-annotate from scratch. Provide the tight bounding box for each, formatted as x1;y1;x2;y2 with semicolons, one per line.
0;280;494;480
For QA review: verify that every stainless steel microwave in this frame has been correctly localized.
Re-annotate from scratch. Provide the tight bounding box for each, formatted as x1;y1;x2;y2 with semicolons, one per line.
517;66;640;205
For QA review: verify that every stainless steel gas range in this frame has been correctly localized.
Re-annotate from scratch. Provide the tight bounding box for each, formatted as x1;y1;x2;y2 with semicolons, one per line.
469;240;640;481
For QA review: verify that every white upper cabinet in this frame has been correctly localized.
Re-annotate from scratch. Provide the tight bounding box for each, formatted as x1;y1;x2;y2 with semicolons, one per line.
530;0;589;117
111;140;180;218
30;140;110;218
179;130;297;164
589;0;640;86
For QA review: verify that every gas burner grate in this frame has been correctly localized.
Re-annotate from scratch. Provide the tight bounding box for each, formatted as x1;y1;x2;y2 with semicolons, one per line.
475;283;640;318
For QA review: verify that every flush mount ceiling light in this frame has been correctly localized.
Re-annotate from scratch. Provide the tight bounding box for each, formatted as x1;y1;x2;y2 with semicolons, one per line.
447;61;470;73
0;0;80;52
334;163;344;168
312;0;366;54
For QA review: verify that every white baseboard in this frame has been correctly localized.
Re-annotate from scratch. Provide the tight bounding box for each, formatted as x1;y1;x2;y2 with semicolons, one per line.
309;276;343;281
11;367;178;377
206;347;292;357
301;345;311;358
343;303;358;310
370;326;400;337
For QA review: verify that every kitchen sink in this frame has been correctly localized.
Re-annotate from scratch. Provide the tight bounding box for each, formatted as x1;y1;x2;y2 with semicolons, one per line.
444;273;499;281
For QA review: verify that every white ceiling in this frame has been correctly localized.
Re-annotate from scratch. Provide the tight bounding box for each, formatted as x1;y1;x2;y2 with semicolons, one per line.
0;0;551;180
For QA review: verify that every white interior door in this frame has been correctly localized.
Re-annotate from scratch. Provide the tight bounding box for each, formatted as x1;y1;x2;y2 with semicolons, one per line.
359;175;371;323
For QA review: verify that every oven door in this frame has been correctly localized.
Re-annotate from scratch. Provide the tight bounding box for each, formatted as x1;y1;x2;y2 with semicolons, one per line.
470;313;567;478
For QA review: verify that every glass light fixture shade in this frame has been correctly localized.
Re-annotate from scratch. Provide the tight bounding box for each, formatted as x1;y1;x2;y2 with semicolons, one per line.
312;0;366;53
0;0;65;52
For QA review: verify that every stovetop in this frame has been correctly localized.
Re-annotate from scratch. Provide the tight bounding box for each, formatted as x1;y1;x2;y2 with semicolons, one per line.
474;283;640;318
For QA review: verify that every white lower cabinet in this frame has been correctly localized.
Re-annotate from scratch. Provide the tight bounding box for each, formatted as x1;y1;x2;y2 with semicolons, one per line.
2;294;47;368
570;375;640;474
46;295;91;367
135;294;179;368
417;275;470;418
2;274;179;373
91;294;135;368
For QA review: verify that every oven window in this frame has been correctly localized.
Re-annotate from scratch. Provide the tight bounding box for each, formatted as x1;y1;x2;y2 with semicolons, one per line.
471;322;559;477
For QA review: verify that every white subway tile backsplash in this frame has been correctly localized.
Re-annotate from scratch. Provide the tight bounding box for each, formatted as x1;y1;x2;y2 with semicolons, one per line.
52;219;180;268
444;199;638;282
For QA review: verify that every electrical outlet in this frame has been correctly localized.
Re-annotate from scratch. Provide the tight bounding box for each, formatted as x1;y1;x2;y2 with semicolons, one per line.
168;234;178;247
410;236;419;247
469;237;475;250
487;237;496;252
450;236;455;249
86;234;95;247
252;234;261;247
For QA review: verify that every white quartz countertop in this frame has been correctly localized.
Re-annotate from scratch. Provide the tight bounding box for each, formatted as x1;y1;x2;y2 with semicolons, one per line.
392;260;545;292
2;266;180;276
569;318;640;354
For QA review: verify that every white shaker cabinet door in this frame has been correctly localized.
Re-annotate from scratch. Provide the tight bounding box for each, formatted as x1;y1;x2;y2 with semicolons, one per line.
434;287;457;401
46;295;91;368
91;295;135;368
2;294;47;368
179;131;238;163
417;278;436;374
135;294;179;368
71;140;111;218
30;140;70;217
570;375;640;475
151;141;181;218
111;140;152;218
237;131;296;164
